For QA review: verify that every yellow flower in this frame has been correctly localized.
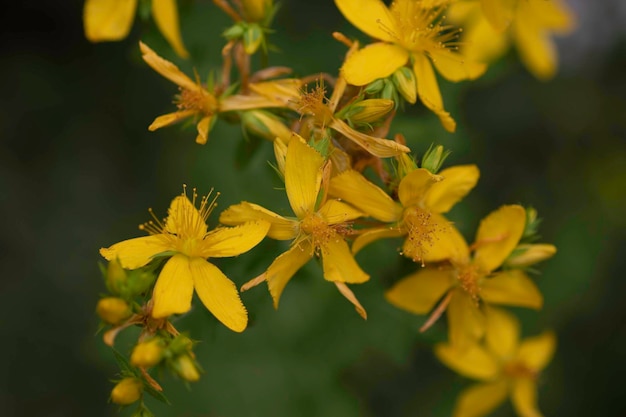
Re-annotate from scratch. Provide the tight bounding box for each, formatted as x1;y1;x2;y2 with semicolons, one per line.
220;134;370;318
386;205;547;349
139;42;286;144
448;0;575;80
100;189;270;332
84;0;189;58
329;164;480;264
435;307;556;417
249;79;410;157
335;0;486;132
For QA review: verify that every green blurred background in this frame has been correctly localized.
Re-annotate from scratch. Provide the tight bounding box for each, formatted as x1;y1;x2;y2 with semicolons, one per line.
1;1;625;416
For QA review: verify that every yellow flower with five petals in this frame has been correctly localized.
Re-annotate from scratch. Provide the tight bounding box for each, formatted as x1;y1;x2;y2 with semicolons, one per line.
140;42;289;144
219;134;370;318
448;0;575;80
435;307;556;417
84;0;189;58
100;189;270;332
329;164;480;264
386;205;549;350
335;0;487;132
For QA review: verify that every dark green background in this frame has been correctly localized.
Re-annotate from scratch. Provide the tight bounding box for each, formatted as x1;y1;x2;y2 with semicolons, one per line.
1;1;625;416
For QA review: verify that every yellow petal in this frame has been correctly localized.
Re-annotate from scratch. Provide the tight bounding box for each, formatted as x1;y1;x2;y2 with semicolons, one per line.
318;199;364;225
334;0;398;42
512;12;556;80
452;381;509;417
481;0;516;32
385;268;454;315
397;168;440;208
526;0;575;32
148;109;196;131
220;94;288;112
195;115;212;145
484;305;520;360
413;53;443;111
430;49;487;82
330;118;410;157
219;202;298;240
201;221;270;258
241;0;269;22
329;170;402;223
420;213;470;264
425;165;480;213
435;342;500;381
266;241;313;308
152;254;194;318
341;43;409;86
352;227;404;254
460;13;509;64
516;331;556;372
139;41;197;91
481;270;543;309
84;0;137;42
190;258;247;332
285;134;325;218
335;282;367;320
505;243;557;268
165;195;207;237
100;235;171;269
448;290;486;350
473;205;526;273
151;0;189;58
511;378;543;417
248;79;303;108
321;238;369;283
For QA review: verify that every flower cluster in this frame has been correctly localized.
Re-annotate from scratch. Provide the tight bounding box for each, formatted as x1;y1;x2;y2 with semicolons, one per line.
88;1;571;416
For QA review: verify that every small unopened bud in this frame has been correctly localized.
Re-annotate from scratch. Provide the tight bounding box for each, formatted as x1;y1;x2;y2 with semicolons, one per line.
130;339;165;368
506;244;557;268
396;153;418;179
522;207;542;239
421;144;451;174
125;267;157;297
169;334;195;356
242;0;272;22
273;137;287;177
242;110;291;143
349;99;394;124
106;259;127;295
243;23;264;54
110;377;143;405
173;354;201;382
96;297;131;325
364;78;385;95
392;67;417;104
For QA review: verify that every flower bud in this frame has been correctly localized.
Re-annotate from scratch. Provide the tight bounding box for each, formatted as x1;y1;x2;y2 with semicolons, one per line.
105;259;127;295
273;137;287;177
506;244;557;268
168;334;195;355
392;67;417;104
421;144;451;174
125;267;157;297
244;23;264;54
96;297;132;325
173;354;201;382
130;339;165;368
242;0;272;22
110;377;142;405
242;110;291;143
363;78;385;95
396;152;418;180
348;99;394;124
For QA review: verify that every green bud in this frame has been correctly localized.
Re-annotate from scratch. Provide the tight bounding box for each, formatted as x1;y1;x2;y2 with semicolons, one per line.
168;334;195;356
395;153;418;180
124;267;158;297
105;258;127;295
172;354;201;382
381;79;396;101
348;99;394;124
522;206;542;240
364;78;385;95
243;24;264;55
421;144;451;174
392;67;417;104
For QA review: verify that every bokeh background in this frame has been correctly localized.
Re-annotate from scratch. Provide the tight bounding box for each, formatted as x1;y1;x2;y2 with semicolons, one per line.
1;0;625;416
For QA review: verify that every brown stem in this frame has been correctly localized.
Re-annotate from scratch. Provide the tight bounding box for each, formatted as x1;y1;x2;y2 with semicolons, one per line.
419;291;452;333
